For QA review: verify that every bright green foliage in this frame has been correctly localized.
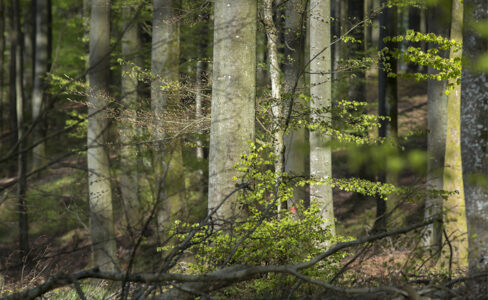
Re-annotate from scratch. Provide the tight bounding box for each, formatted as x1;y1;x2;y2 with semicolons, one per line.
381;30;462;91
160;143;349;296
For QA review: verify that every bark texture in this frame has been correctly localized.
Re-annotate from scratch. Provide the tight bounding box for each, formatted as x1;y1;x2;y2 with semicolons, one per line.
263;0;285;213
347;0;365;101
120;2;142;232
208;0;256;221
12;0;28;255
424;2;451;252
443;0;468;269
32;0;50;171
151;0;185;231
87;0;116;272
375;0;398;233
283;0;308;208
461;0;488;273
309;0;334;233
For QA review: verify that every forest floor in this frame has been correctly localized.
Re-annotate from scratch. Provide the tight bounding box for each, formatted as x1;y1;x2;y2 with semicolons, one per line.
0;75;434;296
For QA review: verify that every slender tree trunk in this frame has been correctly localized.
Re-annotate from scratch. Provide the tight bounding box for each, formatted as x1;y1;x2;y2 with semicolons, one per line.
442;0;467;269
461;0;488;274
332;0;341;80
31;0;49;171
424;2;451;253
374;0;398;233
87;0;116;272
151;0;185;231
283;0;308;209
309;0;334;233
8;5;18;177
264;0;284;213
195;10;209;199
22;0;34;105
347;0;365;101
208;0;256;221
0;0;4;134
12;0;29;256
120;2;143;232
407;5;420;73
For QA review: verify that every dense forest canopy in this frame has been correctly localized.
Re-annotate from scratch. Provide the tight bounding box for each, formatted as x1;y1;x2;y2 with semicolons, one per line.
0;0;487;298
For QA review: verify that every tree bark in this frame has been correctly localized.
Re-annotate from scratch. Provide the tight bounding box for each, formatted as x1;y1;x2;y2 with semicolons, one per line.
208;0;256;221
424;1;451;253
347;0;365;101
87;0;116;272
374;0;398;233
195;10;209;199
31;0;50;171
0;0;5;134
283;0;308;209
120;1;143;232
263;0;285;214
461;0;488;274
309;0;334;233
442;0;468;269
12;0;29;256
151;0;185;232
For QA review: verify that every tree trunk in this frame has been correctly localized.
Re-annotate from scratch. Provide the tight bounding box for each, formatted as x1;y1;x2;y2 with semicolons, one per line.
283;0;308;209
87;0;116;272
120;2;143;232
22;0;34;104
195;10;209;199
442;0;467;270
264;0;285;213
0;0;5;134
374;0;398;233
8;4;18;177
12;0;29;256
424;1;451;253
347;0;365;101
407;5;421;73
310;0;334;233
31;0;49;171
151;0;185;232
208;0;256;221
461;0;488;274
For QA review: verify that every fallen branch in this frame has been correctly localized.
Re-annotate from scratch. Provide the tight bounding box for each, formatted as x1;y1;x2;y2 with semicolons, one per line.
1;218;436;300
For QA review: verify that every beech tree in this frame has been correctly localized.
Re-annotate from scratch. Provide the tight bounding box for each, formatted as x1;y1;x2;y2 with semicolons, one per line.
309;0;334;232
461;0;488;273
443;0;467;268
87;0;116;272
151;0;185;230
31;0;51;171
375;0;398;232
424;0;451;252
283;0;308;208
120;1;143;231
208;0;256;221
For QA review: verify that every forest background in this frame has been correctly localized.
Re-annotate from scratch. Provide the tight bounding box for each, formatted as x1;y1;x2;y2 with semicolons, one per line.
0;0;487;299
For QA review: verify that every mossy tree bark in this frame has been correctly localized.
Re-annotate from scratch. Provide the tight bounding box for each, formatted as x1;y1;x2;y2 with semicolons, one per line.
461;0;488;274
309;0;334;233
442;0;468;270
208;0;256;221
87;0;116;272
